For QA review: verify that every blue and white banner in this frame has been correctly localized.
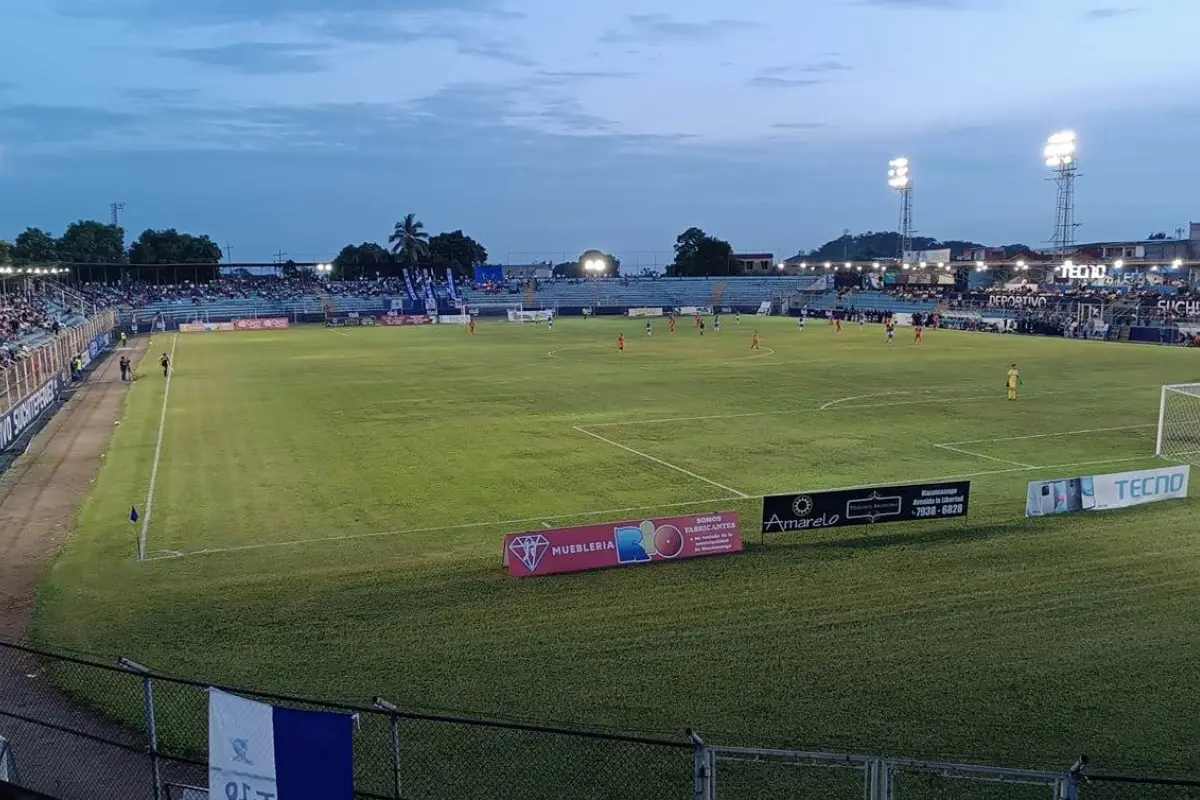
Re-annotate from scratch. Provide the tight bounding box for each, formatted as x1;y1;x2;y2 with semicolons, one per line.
79;330;113;369
1026;465;1190;518
208;689;354;800
401;269;419;302
445;267;460;303
0;377;61;453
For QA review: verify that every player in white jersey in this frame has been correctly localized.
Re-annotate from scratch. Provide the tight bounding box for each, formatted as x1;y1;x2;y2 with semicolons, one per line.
714;316;721;332
735;312;741;325
797;315;806;331
546;313;553;330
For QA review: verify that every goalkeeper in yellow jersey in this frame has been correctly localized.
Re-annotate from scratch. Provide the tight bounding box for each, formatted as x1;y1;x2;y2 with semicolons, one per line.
1006;363;1022;401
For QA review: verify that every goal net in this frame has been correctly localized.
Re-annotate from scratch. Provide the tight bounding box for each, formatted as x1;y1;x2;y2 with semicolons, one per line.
1156;384;1200;461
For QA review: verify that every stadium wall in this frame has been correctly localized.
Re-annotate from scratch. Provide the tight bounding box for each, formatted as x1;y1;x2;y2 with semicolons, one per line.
0;313;117;474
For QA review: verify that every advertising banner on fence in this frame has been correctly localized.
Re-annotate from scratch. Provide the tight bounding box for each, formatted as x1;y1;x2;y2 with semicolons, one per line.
233;317;290;331
437;314;472;324
1025;465;1190;517
506;309;554;322
504;512;742;578
762;481;971;533
0;377;61;452
627;307;664;318
179;322;236;333
677;306;713;316
379;314;431;326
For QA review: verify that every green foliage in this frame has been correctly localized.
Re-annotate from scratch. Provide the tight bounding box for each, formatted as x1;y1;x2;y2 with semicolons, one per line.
668;227;735;276
33;321;1200;780
388;213;430;266
332;242;394;279
0;239;10;264
801;232;985;261
58;220;126;264
427;230;488;276
128;229;222;265
12;227;60;263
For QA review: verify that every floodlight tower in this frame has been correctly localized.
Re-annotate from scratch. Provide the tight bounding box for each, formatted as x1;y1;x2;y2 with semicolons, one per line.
1044;131;1079;259
888;158;913;261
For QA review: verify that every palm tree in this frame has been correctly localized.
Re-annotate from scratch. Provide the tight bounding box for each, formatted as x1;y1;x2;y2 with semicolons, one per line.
388;213;430;266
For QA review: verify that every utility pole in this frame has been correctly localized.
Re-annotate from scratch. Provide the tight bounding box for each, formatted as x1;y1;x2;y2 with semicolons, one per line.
110;202;126;227
273;250;287;264
224;241;234;264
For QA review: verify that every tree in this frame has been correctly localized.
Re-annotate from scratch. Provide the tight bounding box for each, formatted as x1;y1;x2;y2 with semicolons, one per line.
427;230;487;276
1148;231;1168;240
57;220;126;263
669;227;735;276
0;240;9;264
11;227;60;263
388;213;429;266
332;242;393;278
128;228;222;264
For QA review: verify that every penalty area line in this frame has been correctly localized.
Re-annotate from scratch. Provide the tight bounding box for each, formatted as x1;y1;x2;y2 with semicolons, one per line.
932;443;1035;469
573;425;751;498
144;454;1162;563
138;332;178;562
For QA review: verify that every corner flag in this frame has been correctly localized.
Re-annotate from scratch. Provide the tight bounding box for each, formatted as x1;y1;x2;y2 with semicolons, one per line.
130;506;139;523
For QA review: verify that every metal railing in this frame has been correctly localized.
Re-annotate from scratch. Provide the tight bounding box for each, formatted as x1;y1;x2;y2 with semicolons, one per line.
1;311;117;419
0;641;1197;799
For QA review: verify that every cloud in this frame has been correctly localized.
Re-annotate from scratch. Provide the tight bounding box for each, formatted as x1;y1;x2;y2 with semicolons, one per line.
770;122;826;130
0;104;143;145
602;13;757;43
160;43;330;75
749;77;826;89
536;70;636;81
456;42;536;67
55;0;503;26
757;61;852;79
846;0;978;8
1082;6;1140;20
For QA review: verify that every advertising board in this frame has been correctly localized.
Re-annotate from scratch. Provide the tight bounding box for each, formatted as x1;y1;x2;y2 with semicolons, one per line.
179;322;236;333
503;512;742;578
1025;465;1189;517
378;314;432;326
437;314;472;324
677;306;713;316
627;307;664;318
762;481;970;534
0;377;61;452
233;318;290;331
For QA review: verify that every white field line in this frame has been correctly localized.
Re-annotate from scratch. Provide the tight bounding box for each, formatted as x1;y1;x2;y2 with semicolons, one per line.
585;411;781;428
143;495;743;561
932;443;1036;469
547;345;776;365
145;454;1162;563
138;332;178;562
572;425;751;498
820;392;910;411
942;424;1157;446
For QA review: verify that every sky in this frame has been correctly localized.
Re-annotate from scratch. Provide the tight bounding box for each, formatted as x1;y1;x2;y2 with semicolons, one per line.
1;0;1198;265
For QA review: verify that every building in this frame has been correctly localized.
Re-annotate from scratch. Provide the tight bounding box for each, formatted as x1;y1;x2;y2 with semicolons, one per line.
732;253;776;274
1066;223;1199;263
501;263;553;280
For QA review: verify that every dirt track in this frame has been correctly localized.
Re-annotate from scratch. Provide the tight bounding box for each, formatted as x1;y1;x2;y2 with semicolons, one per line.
0;342;186;799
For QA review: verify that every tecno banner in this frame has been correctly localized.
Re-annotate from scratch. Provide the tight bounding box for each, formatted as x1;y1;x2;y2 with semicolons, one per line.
1025;465;1190;518
503;512;743;578
0;377;61;452
762;481;971;534
233;318;289;331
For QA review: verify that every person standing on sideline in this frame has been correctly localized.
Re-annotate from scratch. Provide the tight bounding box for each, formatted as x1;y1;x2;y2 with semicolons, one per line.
160;352;171;378
120;330;127;348
118;356;129;381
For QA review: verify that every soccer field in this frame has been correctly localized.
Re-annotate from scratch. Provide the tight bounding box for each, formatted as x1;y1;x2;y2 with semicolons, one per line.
32;317;1200;775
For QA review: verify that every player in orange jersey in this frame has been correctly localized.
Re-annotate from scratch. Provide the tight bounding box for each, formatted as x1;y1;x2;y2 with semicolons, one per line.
668;316;676;334
617;333;625;352
751;331;761;350
914;323;924;344
468;318;476;335
834;317;843;333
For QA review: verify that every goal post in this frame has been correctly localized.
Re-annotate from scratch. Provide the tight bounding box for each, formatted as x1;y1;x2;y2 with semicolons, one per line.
1156;383;1200;461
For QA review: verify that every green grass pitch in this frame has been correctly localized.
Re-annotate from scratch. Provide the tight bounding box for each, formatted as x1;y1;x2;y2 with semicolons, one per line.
31;316;1200;777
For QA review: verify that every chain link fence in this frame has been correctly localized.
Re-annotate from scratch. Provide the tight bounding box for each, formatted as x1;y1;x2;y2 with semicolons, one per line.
1;640;1198;799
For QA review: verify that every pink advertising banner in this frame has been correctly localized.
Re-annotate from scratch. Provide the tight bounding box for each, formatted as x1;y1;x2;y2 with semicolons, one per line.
378;314;432;326
503;512;743;578
233;318;290;331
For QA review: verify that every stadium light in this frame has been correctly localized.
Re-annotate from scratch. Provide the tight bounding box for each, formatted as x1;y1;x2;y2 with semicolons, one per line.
902;264;910;271
1044;130;1076;168
856;265;863;271
1173;258;1183;269
800;262;808;269
844;262;852;269
1114;259;1124;269
316;263;332;274
1151;265;1159;271
887;157;910;190
919;261;927;269
583;258;607;273
823;261;832;269
777;262;785;271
